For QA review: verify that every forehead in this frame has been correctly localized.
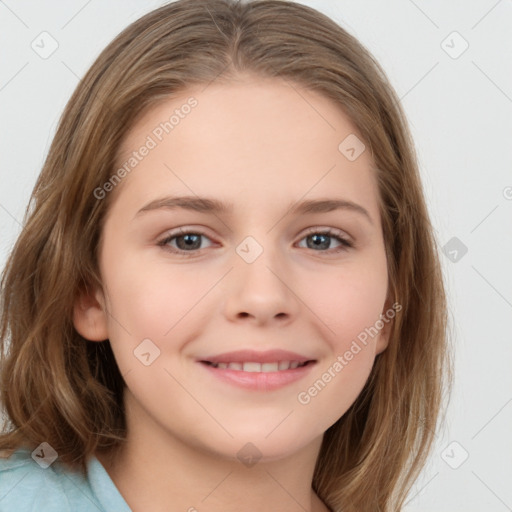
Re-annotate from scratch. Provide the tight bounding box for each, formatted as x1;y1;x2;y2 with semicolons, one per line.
119;76;361;157
110;76;380;222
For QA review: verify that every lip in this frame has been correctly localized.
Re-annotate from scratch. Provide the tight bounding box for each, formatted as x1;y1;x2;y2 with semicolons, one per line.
196;349;317;391
197;349;314;365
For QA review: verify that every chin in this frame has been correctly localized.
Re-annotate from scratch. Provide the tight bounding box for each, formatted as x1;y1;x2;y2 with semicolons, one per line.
200;427;319;465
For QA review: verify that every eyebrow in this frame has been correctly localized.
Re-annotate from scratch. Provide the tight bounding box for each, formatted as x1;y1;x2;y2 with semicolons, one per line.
134;195;373;225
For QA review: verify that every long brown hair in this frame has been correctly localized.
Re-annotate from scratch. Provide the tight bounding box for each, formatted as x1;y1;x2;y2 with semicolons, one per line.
0;1;453;510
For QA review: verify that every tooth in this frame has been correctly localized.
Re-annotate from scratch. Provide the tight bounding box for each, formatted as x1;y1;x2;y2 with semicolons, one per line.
261;362;279;372
207;360;307;372
243;362;261;372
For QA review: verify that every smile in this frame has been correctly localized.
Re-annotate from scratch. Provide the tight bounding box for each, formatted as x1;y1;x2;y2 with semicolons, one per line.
202;361;312;372
197;349;318;391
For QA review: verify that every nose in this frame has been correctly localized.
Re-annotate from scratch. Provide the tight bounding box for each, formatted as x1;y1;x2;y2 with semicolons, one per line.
223;246;300;326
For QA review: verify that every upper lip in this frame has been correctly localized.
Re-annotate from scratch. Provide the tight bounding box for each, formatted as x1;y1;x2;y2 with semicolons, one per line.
198;349;316;364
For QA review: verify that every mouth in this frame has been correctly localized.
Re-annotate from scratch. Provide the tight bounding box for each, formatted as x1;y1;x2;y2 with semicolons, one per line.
200;360;315;372
197;349;317;391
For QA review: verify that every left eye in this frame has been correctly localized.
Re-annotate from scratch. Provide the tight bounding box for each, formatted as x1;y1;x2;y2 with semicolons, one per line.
158;228;352;256
297;229;353;252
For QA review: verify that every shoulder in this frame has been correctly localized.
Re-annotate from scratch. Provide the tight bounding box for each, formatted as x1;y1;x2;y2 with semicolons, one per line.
0;448;102;512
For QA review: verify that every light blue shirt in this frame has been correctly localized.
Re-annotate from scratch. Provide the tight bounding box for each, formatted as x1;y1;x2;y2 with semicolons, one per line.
0;448;131;511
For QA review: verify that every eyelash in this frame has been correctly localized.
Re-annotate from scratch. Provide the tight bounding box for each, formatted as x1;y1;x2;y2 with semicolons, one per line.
157;227;354;258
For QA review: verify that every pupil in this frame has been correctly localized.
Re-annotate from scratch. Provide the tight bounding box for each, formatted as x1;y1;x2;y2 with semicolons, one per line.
178;234;200;250
309;234;329;250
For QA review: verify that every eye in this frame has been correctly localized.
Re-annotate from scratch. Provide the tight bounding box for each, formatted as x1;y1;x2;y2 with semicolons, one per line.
157;226;353;257
296;228;353;253
158;228;214;256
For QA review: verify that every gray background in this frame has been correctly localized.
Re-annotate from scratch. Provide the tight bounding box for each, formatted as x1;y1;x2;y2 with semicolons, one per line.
1;1;511;510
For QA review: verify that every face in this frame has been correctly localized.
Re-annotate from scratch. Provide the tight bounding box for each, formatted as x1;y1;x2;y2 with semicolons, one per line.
75;75;392;462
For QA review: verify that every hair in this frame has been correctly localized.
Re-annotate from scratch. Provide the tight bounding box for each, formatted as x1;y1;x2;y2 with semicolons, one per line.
0;0;453;510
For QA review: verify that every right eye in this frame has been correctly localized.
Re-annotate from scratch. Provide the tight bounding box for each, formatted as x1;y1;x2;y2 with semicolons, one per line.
157;228;215;256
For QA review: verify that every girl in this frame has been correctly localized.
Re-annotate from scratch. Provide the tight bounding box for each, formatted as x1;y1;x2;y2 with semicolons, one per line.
0;1;453;511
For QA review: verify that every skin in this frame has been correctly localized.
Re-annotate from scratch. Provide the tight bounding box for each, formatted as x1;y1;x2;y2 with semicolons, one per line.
74;73;392;512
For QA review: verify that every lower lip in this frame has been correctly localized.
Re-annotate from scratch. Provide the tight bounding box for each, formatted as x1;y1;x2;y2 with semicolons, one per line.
198;362;316;391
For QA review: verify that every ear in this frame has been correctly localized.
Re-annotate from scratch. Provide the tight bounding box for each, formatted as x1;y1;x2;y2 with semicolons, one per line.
73;285;109;342
375;295;396;355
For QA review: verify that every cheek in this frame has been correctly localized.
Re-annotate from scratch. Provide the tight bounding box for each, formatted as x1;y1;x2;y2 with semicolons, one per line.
296;349;375;438
302;256;388;351
103;251;209;338
99;259;207;392
293;253;387;420
295;265;387;428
